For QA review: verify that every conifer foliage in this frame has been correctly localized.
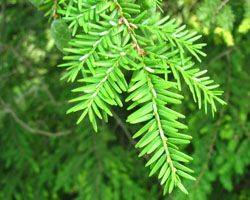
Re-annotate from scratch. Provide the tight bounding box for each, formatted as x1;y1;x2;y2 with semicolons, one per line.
33;0;226;195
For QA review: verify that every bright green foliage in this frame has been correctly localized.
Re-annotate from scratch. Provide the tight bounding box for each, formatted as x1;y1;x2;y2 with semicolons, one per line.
1;0;249;199
33;0;225;195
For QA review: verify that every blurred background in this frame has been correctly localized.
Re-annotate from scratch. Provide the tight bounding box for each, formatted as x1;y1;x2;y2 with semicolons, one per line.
0;0;249;199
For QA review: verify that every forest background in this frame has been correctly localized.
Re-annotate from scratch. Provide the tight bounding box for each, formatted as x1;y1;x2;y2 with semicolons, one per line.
0;0;249;199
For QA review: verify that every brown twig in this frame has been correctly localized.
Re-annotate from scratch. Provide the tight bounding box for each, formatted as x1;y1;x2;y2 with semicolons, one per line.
214;0;230;15
52;0;58;20
0;99;71;138
0;0;6;40
231;105;250;139
111;109;136;146
92;130;103;172
92;130;102;197
111;109;152;162
208;47;234;66
115;1;144;56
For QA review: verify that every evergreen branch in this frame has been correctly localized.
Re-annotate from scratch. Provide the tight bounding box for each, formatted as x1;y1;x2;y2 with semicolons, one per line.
38;0;227;195
147;50;227;114
142;62;177;187
135;21;206;62
193;50;232;191
117;1;194;194
60;25;117;82
130;14;226;113
60;0;110;35
115;0;144;56
169;61;226;112
67;48;129;130
70;1;104;20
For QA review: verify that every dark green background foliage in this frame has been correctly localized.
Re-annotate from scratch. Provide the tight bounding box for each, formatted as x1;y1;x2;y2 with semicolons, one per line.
0;0;249;199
